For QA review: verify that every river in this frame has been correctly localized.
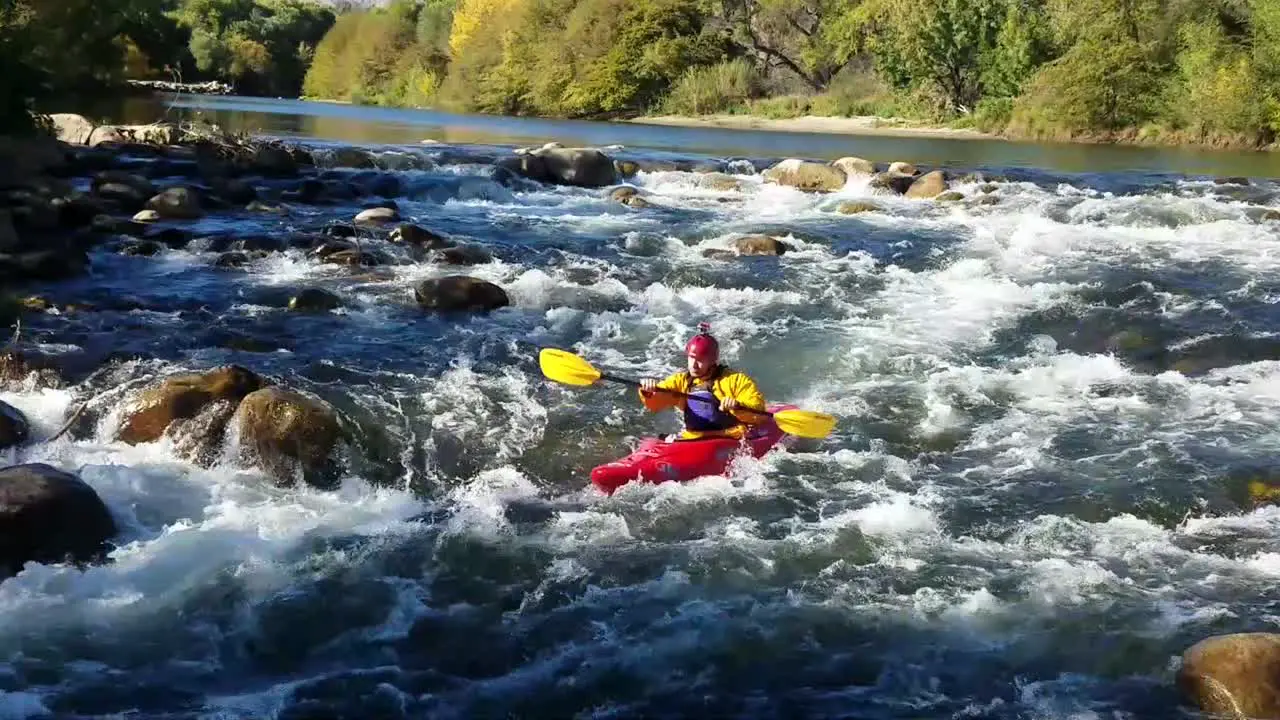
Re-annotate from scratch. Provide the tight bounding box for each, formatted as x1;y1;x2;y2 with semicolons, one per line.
1;93;1277;718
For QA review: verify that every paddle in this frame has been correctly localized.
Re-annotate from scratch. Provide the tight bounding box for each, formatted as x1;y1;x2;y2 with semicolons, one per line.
538;348;837;439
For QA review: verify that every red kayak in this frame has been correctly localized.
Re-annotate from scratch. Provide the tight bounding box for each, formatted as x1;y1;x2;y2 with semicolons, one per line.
590;403;797;494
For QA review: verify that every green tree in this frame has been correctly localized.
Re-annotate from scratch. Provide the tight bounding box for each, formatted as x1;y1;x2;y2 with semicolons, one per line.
867;0;1006;113
716;0;852;91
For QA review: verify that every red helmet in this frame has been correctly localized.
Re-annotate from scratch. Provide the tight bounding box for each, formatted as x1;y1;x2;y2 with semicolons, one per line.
685;322;719;361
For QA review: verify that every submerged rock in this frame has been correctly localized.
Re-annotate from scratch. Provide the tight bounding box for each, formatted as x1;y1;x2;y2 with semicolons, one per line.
414;276;510;313
231;387;343;489
762;159;846;193
391;223;453;250
0;463;117;573
117;365;265;446
731;235;791;256
498;147;618;188
289;288;342;312
836;201;880;215
144;187;203;220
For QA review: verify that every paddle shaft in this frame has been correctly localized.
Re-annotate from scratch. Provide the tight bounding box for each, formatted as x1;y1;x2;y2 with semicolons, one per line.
598;372;775;419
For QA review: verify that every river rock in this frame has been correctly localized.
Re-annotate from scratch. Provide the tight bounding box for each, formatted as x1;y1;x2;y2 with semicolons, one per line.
763;159;846;193
608;186;640;203
870;171;918;195
936;191;965;202
51;113;97;145
700;174;744;192
322;249;382;267
431;244;493;265
289;288;342;312
615;160;640;177
888;162;918;176
836;201;881;215
731;235;791;256
831;157;875;177
906;171;949;199
0;463;117;573
0;248;89;282
327;147;376;169
251;145;299;177
390;223;453;250
215;251;250;268
230;387;343;489
414;276;510;313
354;207;399;226
1178;633;1280;719
145;187;203;220
117;365;265;445
311;240;357;259
0;399;29;448
133;209;161;223
119;240;163;257
499;147;618;188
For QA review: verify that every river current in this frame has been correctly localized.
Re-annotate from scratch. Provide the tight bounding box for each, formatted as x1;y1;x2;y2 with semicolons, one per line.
2;97;1279;718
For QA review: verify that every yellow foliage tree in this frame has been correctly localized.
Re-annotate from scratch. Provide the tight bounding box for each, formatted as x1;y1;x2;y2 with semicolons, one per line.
449;0;524;57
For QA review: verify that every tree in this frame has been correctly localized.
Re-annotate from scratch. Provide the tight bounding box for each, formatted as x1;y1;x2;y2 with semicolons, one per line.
716;0;851;91
866;0;1006;113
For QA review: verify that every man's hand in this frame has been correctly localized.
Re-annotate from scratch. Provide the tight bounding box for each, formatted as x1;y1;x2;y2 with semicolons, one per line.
640;379;658;394
720;397;738;411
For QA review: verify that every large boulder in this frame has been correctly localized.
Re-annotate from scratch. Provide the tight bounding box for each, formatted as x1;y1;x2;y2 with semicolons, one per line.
836;201;881;215
762;159;847;193
699;174;745;192
731;235;791;256
0;399;29;448
354;207;399;226
906;170;949;199
870;170;918;195
414;276;510;313
541;148;618;187
117;365;265;446
831;157;875;177
230;388;342;488
145;187;203;220
432;244;493;265
0;463;117;573
50;113;97;145
390;223;453;250
1179;633;1280;719
289;288;342;312
499;148;618;188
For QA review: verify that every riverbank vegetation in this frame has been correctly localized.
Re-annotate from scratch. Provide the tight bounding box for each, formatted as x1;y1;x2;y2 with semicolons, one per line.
2;0;1279;150
0;0;334;133
301;0;1280;149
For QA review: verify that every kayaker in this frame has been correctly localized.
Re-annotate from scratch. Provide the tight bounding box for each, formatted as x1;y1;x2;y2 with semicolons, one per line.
638;323;767;441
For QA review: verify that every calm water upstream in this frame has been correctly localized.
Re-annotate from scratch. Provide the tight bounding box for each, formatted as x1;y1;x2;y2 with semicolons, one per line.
1;93;1278;718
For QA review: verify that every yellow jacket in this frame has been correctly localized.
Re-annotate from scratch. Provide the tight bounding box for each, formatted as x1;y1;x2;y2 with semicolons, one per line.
638;366;767;440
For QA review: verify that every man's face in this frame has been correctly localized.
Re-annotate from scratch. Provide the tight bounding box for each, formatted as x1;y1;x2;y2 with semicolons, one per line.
687;353;714;378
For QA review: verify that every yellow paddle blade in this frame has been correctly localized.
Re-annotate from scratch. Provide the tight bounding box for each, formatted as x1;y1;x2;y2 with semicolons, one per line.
539;348;603;387
772;408;837;439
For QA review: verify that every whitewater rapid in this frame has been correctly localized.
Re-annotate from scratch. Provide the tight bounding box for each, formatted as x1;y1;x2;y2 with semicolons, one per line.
0;139;1278;718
